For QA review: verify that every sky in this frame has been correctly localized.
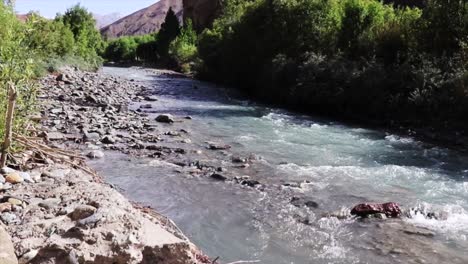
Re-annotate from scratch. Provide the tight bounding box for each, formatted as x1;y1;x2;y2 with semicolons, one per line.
15;0;157;18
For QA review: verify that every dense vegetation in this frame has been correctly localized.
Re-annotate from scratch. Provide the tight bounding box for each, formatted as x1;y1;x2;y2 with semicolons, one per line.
103;8;198;72
0;2;103;144
197;0;467;128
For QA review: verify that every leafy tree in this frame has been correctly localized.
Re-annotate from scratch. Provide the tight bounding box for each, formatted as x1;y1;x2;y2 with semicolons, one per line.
58;4;104;59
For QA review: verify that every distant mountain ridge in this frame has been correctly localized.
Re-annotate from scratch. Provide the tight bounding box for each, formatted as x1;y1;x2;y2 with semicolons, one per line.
93;12;122;29
100;0;183;39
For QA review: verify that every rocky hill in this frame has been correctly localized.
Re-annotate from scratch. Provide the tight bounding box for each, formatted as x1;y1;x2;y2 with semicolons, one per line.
93;12;122;29
100;0;183;39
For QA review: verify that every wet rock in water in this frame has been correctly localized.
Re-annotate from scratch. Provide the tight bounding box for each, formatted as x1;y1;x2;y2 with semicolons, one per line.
351;202;402;218
101;135;116;144
232;157;247;163
184;116;193;120
140;104;153;109
241;180;260;187
155;114;174;123
83;132;100;142
5;172;24;184
291;197;319;209
69;205;97;221
144;96;158;102
210;173;227;181
207;142;231;150
86;150;105;159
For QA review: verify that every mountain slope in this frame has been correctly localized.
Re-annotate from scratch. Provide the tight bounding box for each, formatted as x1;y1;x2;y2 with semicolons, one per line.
100;0;183;39
93;12;122;29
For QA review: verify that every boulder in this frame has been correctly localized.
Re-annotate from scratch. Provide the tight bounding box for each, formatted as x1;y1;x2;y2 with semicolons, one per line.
351;202;402;218
0;225;17;264
156;114;174;123
101;136;116;144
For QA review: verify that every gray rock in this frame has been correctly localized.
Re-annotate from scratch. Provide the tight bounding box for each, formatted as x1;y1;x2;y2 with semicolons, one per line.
19;172;33;183
86;150;105;159
83;132;101;142
1;212;17;225
139;104;152;109
69;205;97;221
46;132;65;141
210;173;227;181
38;198;61;210
1;167;16;175
144;96;158;102
155;114;174;123
291;197;319;209
0;175;5;184
101;136;116;144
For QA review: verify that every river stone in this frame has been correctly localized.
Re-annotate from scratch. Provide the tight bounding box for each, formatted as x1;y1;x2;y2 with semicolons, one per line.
144;96;158;102
1;167;15;175
38;198;61;210
86;150;105;159
1;213;17;225
140;104;152;109
69;205;97;221
5;173;23;184
241;180;260;187
0;176;4;184
46;132;65;141
0;225;17;264
0;203;11;213
155;114;174;123
83;132;100;142
101;136;116;144
18;249;38;264
208;143;231;150
18;172;33;183
210;173;227;181
7;198;22;206
351;202;402;218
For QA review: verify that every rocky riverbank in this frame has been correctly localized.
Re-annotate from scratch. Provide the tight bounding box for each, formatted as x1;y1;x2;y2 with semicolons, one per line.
0;67;211;264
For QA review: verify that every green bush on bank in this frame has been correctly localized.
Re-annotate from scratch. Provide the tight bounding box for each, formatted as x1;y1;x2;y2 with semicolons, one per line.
0;2;104;148
197;0;467;125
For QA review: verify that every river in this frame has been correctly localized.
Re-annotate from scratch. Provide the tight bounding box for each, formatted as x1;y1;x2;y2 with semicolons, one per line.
90;67;468;264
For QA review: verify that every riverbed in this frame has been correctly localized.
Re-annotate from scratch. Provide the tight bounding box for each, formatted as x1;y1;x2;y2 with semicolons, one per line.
90;66;468;264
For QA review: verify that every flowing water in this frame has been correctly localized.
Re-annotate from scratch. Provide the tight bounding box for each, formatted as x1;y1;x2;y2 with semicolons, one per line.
91;67;468;264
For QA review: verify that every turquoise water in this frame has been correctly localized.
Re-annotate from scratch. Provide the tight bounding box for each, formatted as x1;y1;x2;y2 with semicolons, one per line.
91;67;468;264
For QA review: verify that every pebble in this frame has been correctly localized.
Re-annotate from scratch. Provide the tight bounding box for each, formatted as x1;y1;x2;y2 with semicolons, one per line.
5;172;24;184
39;198;61;210
0;203;12;213
86;150;105;159
69;205;97;221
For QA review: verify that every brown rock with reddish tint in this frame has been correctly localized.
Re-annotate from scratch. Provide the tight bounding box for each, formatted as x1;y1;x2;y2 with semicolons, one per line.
351;202;402;218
